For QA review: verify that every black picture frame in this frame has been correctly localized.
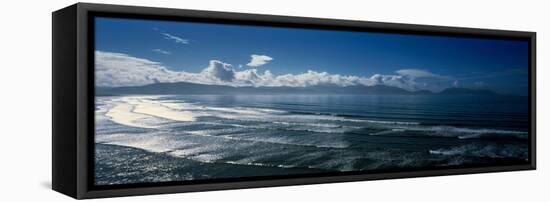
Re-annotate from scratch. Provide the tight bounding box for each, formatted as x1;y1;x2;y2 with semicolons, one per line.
52;3;536;199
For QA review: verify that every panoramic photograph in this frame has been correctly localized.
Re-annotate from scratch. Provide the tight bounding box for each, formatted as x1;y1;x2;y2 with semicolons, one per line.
94;17;530;185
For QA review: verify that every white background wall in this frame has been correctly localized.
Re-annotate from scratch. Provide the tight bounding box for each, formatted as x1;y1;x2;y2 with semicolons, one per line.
0;0;547;201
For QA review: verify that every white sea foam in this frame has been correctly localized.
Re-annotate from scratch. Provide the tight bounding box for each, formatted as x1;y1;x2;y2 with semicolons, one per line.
224;160;297;169
127;97;196;122
170;148;225;163
206;106;284;115
272;121;342;128
184;129;349;148
105;102;160;129
369;125;528;139
131;96;419;129
152;98;413;126
103;96;196;129
429;148;462;156
97;133;195;153
96;95;529;174
457;133;525;140
429;126;527;135
159;102;198;110
429;143;527;159
309;156;359;171
361;120;419;125
102;96;528;142
424;126;528;139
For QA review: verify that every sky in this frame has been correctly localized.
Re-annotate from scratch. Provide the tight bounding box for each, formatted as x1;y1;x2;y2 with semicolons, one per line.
95;17;529;95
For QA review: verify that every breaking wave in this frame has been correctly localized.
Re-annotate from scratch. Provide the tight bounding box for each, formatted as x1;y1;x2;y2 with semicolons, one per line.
95;95;530;179
429;143;528;159
369;125;527;140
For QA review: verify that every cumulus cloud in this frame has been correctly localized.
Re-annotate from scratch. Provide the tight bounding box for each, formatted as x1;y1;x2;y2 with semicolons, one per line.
201;60;236;82
161;32;189;44
152;49;171;55
96;51;451;92
262;71;361;87
247;54;273;67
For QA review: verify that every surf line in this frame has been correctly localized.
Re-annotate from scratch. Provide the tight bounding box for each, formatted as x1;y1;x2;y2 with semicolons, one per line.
105;97;196;129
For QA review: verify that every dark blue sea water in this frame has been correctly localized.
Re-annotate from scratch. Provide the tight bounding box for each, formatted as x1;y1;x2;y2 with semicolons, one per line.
94;94;529;185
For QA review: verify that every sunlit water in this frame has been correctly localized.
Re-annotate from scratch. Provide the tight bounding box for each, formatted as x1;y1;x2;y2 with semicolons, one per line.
95;94;529;185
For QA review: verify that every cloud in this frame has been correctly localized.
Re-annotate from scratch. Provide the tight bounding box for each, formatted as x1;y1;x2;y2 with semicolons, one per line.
160;32;189;44
262;71;361;87
201;60;235;82
362;74;422;91
96;51;454;92
393;69;453;91
96;51;168;87
396;69;443;78
152;49;171;55
247;54;273;67
96;51;207;87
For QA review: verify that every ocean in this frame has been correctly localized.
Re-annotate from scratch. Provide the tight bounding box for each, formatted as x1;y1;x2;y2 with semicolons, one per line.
94;94;529;185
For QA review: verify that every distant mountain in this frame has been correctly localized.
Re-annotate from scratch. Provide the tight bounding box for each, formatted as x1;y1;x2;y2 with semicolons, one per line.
413;90;434;95
96;82;497;96
97;82;424;95
438;87;498;95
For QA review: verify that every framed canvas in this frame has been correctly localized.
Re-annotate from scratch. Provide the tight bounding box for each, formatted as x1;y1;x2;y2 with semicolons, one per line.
52;3;536;199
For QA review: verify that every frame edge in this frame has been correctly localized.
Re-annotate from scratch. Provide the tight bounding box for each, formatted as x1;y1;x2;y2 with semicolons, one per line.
52;3;79;199
67;2;537;199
